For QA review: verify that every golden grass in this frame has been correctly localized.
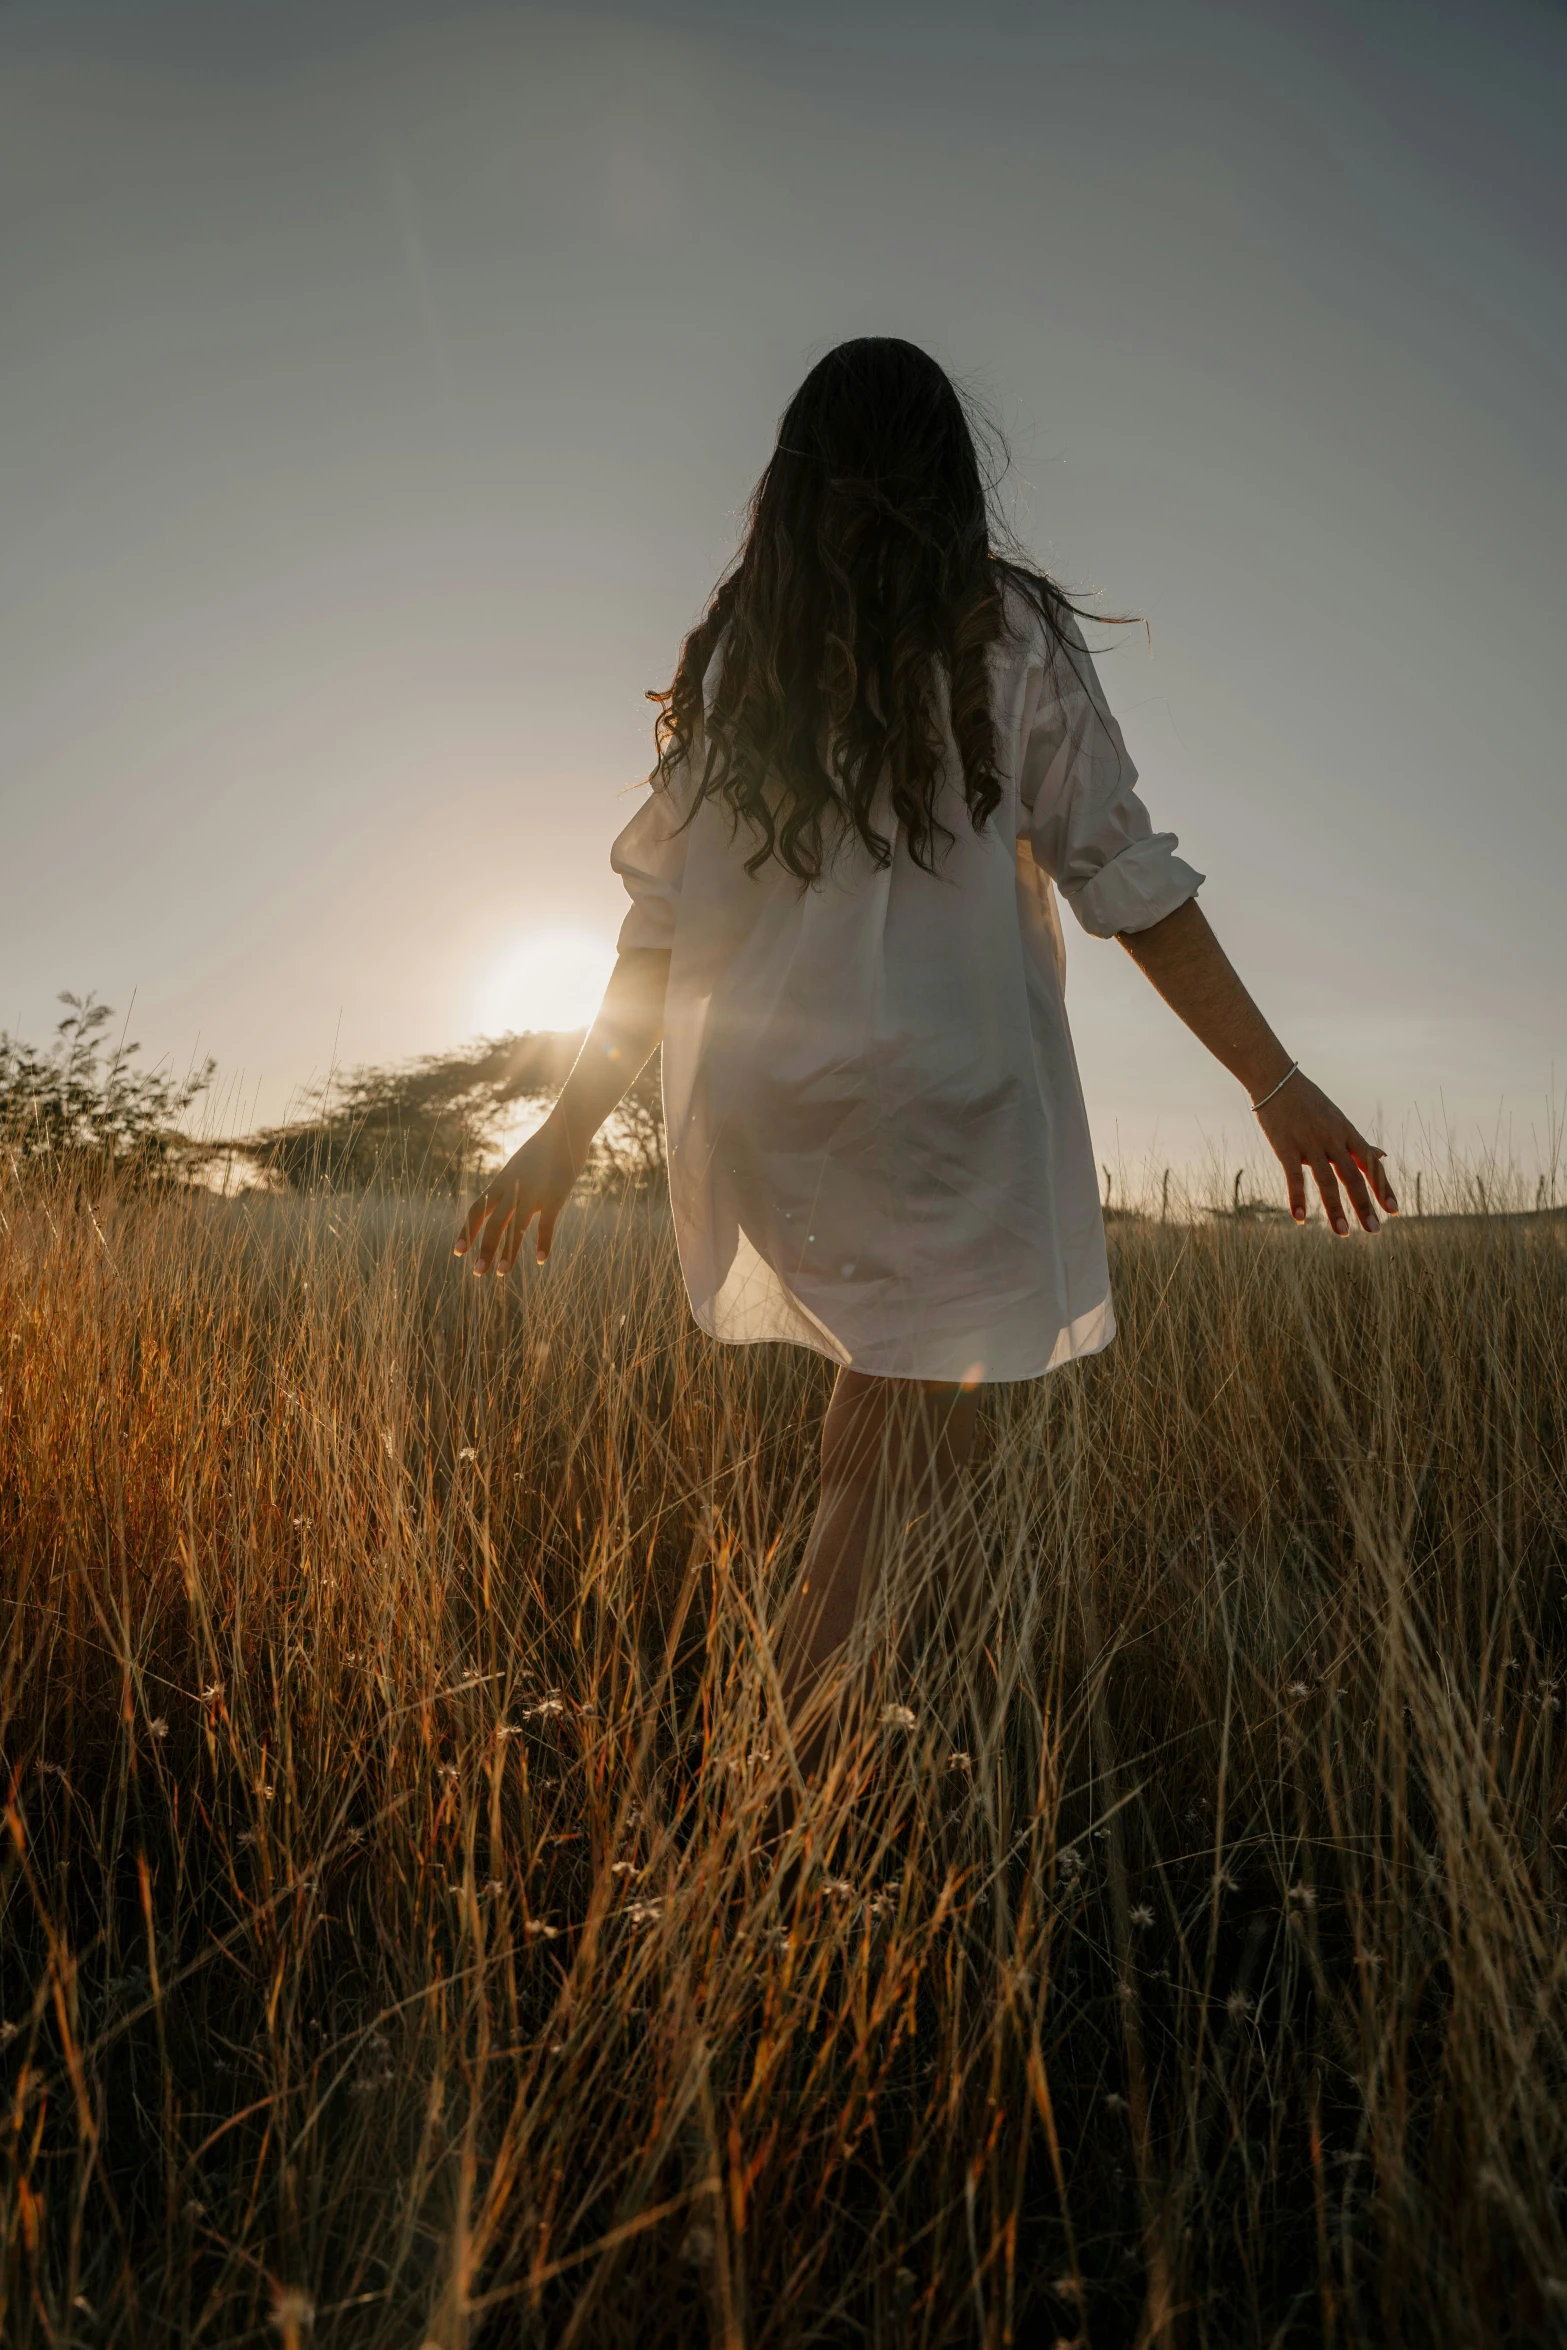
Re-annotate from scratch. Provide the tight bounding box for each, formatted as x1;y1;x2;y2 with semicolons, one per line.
2;1183;1565;2346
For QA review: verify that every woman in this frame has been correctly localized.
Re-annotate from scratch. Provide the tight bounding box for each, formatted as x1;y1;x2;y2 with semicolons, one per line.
456;337;1396;1745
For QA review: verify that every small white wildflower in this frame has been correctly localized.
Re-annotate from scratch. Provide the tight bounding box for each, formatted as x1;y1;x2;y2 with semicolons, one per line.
1057;1846;1082;1877
1226;1989;1253;2019
201;1682;224;1704
149;1717;169;1740
292;1516;311;1531
526;1696;567;1720
610;1861;640;1878
270;2285;315;2333
1129;1904;1154;1929
457;1446;477;1462
1287;1681;1311;1698
483;1878;503;1897
626;1899;663;1926
947;1749;972;1774
1287;1882;1316;1911
821;1876;855;1898
1104;2091;1129;2114
880;1704;917;1731
495;1723;524;1739
523;1919;561;1940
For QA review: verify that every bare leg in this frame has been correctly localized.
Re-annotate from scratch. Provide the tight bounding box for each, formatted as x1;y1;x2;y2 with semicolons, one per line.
776;1370;982;1782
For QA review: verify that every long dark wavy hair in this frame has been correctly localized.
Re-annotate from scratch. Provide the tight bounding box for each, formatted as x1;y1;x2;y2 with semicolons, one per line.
648;337;1105;881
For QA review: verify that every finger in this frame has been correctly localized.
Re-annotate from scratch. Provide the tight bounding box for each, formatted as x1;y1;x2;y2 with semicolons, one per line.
1330;1141;1379;1233
453;1193;493;1256
472;1200;514;1276
497;1205;536;1277
1262;1125;1308;1223
1351;1135;1398;1215
535;1205;557;1264
1309;1153;1349;1237
1281;1153;1307;1225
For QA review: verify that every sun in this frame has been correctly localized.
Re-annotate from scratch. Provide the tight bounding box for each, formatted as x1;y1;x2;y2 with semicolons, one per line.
475;926;618;1036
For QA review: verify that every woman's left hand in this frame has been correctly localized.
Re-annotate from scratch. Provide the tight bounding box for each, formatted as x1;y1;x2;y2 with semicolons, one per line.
1255;1072;1398;1234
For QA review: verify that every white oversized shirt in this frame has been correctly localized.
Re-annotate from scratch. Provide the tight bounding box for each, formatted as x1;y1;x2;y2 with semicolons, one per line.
611;590;1202;1382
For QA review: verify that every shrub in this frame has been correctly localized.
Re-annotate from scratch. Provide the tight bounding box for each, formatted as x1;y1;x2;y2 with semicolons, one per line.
0;992;213;1184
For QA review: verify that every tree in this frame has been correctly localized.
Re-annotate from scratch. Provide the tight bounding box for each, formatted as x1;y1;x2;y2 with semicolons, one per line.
242;1032;665;1197
0;994;215;1184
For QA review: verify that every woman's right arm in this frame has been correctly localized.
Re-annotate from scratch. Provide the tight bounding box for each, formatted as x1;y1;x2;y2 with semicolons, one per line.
454;946;671;1274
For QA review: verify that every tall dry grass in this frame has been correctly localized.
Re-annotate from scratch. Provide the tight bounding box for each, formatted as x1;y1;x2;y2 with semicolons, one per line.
1;1181;1565;2346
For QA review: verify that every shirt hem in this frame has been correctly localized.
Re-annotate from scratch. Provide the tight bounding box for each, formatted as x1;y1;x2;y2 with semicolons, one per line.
683;1295;1118;1385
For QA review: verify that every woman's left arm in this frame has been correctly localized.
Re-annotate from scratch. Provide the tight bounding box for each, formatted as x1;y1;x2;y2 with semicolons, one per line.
1118;898;1398;1235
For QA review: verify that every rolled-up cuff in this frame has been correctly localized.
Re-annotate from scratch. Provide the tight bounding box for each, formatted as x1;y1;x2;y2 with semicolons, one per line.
1062;835;1204;938
615;894;678;953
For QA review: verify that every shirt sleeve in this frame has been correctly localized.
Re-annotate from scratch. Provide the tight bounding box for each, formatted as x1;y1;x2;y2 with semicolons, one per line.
1019;615;1203;937
610;768;694;953
612;630;727;952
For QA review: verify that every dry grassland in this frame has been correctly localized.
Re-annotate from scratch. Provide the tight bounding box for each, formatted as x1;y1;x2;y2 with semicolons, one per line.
1;1184;1565;2346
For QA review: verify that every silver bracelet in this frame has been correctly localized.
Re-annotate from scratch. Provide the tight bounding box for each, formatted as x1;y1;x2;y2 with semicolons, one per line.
1250;1059;1300;1114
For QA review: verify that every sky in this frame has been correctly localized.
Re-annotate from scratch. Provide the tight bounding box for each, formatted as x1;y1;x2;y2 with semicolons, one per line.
2;0;1563;1187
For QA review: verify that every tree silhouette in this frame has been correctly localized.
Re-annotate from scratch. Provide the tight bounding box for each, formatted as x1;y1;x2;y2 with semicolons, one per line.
241;1032;665;1197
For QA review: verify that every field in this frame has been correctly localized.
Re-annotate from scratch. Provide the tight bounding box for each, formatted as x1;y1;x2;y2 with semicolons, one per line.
1;1181;1565;2346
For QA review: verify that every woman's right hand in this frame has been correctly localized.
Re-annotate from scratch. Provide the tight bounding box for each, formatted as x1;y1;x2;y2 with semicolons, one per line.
454;1112;579;1275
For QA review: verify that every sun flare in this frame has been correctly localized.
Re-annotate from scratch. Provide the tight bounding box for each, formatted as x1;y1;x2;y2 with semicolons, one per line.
476;925;617;1037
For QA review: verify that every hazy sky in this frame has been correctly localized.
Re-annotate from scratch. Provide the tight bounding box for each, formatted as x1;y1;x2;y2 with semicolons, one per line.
2;0;1563;1182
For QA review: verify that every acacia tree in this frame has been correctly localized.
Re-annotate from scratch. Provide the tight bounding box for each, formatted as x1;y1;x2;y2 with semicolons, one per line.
0;995;214;1184
243;1032;665;1197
